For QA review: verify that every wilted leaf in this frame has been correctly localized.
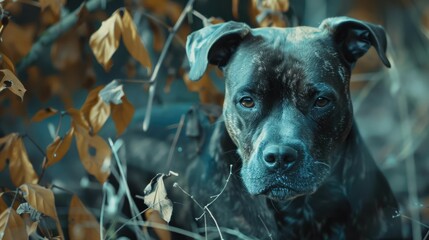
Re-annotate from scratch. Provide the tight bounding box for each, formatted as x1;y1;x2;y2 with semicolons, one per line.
67;108;90;130
0;69;26;101
143;173;173;223
9;138;38;186
19;184;64;238
99;80;124;105
0;208;27;240
39;0;66;19
81;86;111;134
31;107;58;122
183;68;224;106
111;96;135;136
145;209;171;240
0;133;19;171
46;126;74;167
121;9;152;73
89;10;122;71
68;195;101;240
19;184;56;219
74;126;111;183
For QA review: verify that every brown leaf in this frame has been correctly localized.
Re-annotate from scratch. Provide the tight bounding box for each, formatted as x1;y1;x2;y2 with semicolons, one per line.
67;108;90;130
31;107;58;122
2;22;35;62
143;173;173;223
9;138;38;187
89;10;123;71
46;126;74;168
260;0;289;12
0;53;16;72
121;9;152;73
0;193;7;213
111;96;135;136
183;68;224;106
81;86;111;134
232;0;239;19
19;184;64;238
0;208;27;240
0;69;26;101
74;126;111;183
39;0;66;19
0;133;19;171
68;195;101;240
51;29;82;71
149;21;165;52
145;209;171;240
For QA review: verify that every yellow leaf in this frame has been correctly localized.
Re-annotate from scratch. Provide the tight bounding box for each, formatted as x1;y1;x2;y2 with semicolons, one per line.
111;96;135;136
89;10;123;71
145;209;171;240
68;195;101;240
0;133;19;171
74;126;111;183
46;126;74;167
0;69;26;101
121;9;152;73
67;108;90;130
183;68;224;106
0;208;27;240
31;107;58;122
9;138;38;187
19;184;64;239
81;86;111;134
39;0;66;18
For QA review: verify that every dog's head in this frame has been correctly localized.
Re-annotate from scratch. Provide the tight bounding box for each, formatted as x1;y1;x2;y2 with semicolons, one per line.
186;17;390;200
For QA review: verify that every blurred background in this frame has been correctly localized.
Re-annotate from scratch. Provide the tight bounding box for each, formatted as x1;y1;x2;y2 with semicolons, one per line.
0;0;428;239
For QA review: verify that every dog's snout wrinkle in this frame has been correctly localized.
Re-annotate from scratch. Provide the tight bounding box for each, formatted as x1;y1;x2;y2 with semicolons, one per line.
263;145;298;170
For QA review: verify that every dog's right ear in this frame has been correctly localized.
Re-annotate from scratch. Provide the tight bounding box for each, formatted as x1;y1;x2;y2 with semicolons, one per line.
186;21;251;81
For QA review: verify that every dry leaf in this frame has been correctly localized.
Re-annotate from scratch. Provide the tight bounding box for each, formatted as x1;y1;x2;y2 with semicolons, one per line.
121;9;152;73
74;126;111;183
51;29;82;71
31;107;58;122
45;126;74;167
0;133;19;171
2;22;35;62
68;195;101;240
183;68;224;106
0;69;26;101
232;0;239;19
89;10;123;71
39;0;66;19
0;193;7;213
259;0;289;12
0;208;27;240
145;209;171;240
67;108;90;130
0;53;15;72
143;173;173;223
9;138;38;187
149;21;165;52
111;96;135;136
81;86;111;134
99;80;124;105
19;183;64;238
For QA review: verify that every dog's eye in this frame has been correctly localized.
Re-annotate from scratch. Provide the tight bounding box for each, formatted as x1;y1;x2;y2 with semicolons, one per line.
239;97;255;108
314;97;329;108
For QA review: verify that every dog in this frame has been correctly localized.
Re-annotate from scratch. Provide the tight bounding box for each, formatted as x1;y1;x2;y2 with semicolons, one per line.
183;16;403;239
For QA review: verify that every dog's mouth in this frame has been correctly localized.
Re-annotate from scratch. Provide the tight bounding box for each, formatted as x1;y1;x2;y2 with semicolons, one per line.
260;185;313;201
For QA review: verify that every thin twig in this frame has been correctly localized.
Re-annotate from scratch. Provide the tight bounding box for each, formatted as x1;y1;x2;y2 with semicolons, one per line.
107;138;144;238
204;207;224;240
142;0;195;131
100;183;107;240
166;114;186;169
258;215;273;240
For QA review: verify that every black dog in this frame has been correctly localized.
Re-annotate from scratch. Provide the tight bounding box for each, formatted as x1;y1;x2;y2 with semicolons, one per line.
183;16;402;239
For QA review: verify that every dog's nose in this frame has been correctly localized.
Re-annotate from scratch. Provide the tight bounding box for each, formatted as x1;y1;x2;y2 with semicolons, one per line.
263;145;298;170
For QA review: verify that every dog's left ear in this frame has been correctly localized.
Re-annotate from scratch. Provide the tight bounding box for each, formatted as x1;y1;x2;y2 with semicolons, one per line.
186;21;251;81
320;17;391;68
